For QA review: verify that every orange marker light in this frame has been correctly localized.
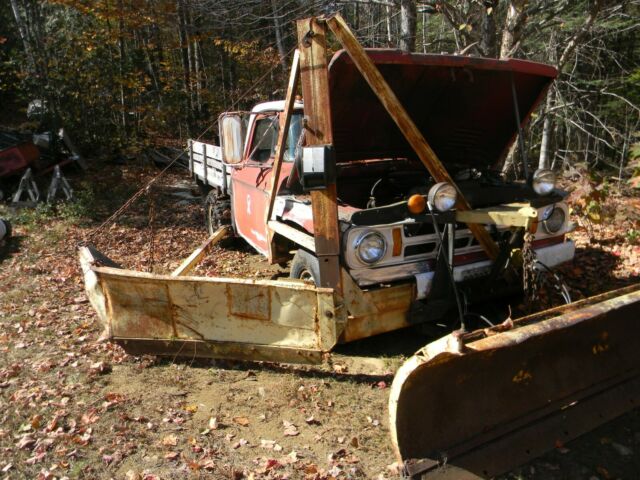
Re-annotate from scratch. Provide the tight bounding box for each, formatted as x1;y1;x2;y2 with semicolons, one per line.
392;228;402;256
407;194;426;215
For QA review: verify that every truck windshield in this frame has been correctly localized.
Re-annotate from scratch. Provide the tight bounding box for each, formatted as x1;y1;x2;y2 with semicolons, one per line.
249;112;303;163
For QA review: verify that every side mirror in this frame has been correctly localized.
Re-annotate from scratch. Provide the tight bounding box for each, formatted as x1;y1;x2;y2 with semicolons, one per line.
219;113;245;165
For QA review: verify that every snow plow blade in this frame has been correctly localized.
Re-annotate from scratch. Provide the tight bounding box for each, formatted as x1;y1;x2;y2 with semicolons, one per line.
389;283;640;479
79;246;343;364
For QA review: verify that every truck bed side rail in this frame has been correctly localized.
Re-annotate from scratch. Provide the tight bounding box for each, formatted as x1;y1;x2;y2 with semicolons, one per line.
188;140;230;193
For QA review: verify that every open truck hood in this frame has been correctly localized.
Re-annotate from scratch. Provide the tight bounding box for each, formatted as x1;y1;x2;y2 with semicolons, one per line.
328;50;557;171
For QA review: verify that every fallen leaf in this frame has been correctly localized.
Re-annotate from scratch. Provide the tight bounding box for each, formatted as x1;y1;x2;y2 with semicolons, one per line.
81;409;100;425
16;435;36;450
304;464;318;474
261;439;276;449
305;416;320;425
164;451;179;461
162;434;178;447
125;470;142;480
283;420;299;437
30;415;43;429
332;364;347;374
198;459;215;470
233;416;249;426
89;361;112;375
232;438;248;449
208;417;219;430
265;458;281;470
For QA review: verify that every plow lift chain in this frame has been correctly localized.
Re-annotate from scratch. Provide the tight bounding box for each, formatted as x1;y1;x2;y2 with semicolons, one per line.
522;231;571;310
522;231;538;307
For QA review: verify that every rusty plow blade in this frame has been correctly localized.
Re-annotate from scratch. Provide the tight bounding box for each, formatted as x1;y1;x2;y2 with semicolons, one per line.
79;246;343;364
389;284;640;479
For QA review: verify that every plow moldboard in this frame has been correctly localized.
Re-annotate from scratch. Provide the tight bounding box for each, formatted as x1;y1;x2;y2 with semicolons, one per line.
389;285;640;479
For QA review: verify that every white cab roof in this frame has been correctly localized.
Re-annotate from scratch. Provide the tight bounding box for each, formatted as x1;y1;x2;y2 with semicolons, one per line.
251;100;303;113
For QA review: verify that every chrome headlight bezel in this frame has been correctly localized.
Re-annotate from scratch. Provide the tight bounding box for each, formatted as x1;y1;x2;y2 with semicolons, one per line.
540;204;555;221
428;182;458;212
532;168;556;196
354;231;387;265
543;206;566;234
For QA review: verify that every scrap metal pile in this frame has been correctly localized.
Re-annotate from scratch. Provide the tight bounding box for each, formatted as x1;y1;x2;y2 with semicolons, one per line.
0;101;85;205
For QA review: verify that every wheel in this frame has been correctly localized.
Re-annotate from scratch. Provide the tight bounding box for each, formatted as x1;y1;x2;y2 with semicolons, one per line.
0;219;10;241
204;190;231;235
195;179;212;197
290;249;320;286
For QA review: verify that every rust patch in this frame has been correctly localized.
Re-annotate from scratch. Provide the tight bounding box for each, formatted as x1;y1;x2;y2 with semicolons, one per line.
227;283;271;321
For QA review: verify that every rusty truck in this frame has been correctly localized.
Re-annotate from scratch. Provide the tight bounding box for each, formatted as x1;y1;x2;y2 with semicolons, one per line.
80;14;640;479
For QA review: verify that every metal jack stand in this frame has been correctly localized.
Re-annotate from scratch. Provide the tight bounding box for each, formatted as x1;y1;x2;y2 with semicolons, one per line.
12;168;40;205
47;165;73;203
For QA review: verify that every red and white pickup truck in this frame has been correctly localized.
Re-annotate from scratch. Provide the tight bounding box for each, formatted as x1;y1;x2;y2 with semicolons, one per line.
189;49;574;333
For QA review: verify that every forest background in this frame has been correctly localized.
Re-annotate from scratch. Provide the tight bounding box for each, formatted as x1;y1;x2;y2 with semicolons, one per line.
1;0;639;183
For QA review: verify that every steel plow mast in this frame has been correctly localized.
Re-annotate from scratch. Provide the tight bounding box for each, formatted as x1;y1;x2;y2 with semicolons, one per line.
296;18;343;292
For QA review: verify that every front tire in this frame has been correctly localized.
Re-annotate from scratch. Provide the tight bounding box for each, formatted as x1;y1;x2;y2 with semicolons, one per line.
204;190;231;235
290;249;320;286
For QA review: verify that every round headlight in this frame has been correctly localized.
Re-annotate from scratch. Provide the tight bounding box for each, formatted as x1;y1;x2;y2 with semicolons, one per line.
532;169;556;196
543;207;565;234
355;231;386;264
428;182;458;212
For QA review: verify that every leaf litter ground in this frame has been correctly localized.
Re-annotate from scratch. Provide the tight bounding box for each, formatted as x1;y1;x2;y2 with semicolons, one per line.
0;162;638;479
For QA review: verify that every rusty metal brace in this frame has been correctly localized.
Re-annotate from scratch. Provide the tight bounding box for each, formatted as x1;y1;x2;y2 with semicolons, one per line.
46;165;74;203
12;168;40;204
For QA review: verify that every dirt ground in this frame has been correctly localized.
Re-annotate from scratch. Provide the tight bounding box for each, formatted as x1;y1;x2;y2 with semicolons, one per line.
1;162;639;479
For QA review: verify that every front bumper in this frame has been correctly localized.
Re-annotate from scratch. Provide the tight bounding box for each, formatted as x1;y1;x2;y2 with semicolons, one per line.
453;240;575;282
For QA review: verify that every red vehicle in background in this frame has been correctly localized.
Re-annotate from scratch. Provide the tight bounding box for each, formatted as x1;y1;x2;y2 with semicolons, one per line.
0;127;84;202
0;132;40;200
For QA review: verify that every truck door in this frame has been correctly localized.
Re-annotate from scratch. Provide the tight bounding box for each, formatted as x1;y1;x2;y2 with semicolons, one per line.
231;112;301;255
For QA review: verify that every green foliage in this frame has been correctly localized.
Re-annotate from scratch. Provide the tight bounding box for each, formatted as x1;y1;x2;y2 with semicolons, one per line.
626;228;640;245
11;202;56;227
56;188;96;223
7;188;95;228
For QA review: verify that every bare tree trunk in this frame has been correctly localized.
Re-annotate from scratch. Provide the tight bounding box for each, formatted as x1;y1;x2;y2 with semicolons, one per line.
500;0;527;59
177;0;193;131
399;0;416;52
117;0;127;133
385;5;393;46
271;0;288;72
9;0;36;71
538;90;554;170
194;39;202;113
